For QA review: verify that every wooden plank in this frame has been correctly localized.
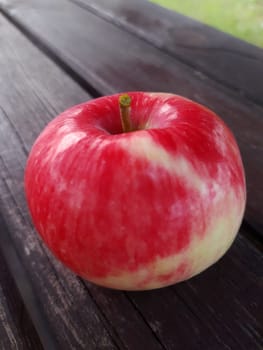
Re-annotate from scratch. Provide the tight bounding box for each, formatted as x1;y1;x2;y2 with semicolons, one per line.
0;244;43;350
0;213;59;350
71;0;263;105
82;281;165;350
0;0;262;235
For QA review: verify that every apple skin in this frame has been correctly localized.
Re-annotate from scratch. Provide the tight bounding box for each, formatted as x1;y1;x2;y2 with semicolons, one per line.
24;92;246;290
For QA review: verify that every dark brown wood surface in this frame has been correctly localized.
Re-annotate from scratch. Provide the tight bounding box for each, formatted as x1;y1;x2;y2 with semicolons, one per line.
0;237;43;350
72;0;263;105
0;1;262;349
1;0;263;236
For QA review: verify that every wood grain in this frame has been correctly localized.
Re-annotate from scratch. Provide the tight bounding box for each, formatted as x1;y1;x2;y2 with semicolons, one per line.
1;0;262;235
71;0;263;105
0;242;43;350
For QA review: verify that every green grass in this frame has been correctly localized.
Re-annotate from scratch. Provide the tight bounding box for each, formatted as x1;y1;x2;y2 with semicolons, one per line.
151;0;263;48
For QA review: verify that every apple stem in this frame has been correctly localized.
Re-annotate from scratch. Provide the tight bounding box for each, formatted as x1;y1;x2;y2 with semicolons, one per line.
119;94;132;133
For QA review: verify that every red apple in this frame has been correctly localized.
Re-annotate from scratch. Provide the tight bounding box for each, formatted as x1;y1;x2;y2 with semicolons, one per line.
25;92;246;290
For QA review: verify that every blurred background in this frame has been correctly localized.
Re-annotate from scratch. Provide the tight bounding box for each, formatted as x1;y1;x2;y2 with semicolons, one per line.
151;0;263;48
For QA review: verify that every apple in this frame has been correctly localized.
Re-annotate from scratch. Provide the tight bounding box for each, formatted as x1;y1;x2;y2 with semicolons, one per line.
24;92;246;290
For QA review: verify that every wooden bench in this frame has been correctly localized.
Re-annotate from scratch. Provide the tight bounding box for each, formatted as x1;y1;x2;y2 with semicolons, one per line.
0;1;262;349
